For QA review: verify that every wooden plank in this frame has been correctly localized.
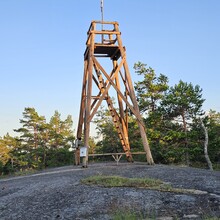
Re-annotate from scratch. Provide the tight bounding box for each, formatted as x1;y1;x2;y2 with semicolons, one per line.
90;30;120;35
91;20;118;25
77;60;88;139
88;152;146;157
83;28;96;167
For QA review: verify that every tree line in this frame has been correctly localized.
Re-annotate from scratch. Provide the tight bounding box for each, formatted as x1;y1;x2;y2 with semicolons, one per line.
0;108;74;174
1;62;220;174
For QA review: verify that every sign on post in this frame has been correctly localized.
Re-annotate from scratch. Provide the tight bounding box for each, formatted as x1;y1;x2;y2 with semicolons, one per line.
80;147;87;157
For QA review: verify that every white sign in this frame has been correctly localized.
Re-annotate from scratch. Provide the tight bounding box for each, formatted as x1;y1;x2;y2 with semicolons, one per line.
80;147;87;157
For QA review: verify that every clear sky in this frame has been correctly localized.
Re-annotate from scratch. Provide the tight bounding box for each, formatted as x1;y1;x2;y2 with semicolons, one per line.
0;0;220;137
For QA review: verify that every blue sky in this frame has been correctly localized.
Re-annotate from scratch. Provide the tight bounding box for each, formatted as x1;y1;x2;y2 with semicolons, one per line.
0;0;220;137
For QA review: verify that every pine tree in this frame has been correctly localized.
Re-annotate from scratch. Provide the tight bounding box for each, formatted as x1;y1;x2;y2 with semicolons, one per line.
14;107;46;168
134;62;169;113
134;62;169;162
49;111;74;149
161;80;205;165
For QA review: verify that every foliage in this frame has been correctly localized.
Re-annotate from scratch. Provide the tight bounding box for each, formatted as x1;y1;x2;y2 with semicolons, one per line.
0;107;75;175
94;106;122;154
88;137;97;154
49;111;74;149
160;80;205;165
0;138;10;166
134;62;169;113
161;80;205;120
127;116;143;152
204;110;220;165
0;138;10;174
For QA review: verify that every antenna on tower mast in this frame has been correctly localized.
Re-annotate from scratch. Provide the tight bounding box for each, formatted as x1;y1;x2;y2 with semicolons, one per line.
101;0;104;24
100;0;104;43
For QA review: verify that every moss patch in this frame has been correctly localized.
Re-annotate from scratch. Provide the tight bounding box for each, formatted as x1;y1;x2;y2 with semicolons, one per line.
81;175;208;195
81;175;166;189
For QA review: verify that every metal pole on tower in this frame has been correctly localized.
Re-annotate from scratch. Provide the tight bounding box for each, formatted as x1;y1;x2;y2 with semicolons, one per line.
101;0;104;23
101;0;104;43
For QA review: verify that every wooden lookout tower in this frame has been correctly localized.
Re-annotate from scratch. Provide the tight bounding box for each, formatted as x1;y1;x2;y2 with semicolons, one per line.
76;21;154;167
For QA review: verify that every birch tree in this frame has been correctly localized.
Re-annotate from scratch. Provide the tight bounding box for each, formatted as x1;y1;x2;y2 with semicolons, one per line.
200;118;213;170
